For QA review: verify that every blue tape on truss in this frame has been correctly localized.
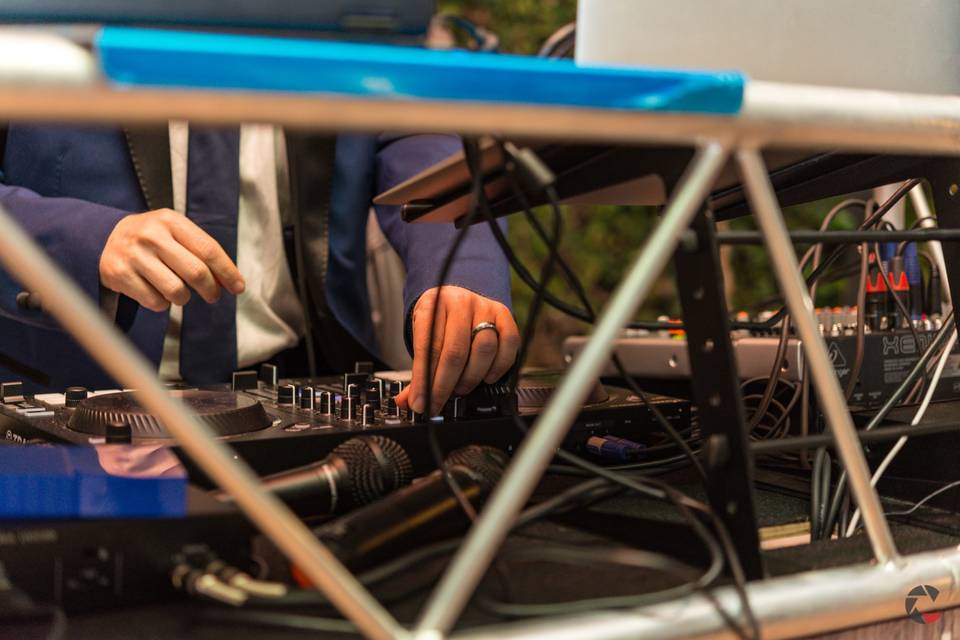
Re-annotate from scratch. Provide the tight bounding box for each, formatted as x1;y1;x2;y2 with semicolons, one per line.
97;27;744;115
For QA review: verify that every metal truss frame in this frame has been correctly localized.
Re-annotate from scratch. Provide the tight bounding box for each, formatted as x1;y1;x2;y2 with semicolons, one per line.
3;30;960;639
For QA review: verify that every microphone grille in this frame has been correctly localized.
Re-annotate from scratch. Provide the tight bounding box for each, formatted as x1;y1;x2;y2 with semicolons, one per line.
332;436;413;507
445;445;508;490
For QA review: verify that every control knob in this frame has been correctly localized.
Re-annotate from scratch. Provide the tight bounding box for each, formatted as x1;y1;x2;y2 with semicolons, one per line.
65;386;88;408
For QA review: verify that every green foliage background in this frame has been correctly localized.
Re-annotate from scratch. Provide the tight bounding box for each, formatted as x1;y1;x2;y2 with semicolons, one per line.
437;0;865;366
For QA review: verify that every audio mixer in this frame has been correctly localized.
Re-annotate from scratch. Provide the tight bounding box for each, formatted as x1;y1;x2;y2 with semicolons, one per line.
0;365;691;481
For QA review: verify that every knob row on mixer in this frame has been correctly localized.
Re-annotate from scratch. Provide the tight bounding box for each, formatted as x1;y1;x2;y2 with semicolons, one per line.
273;378;408;427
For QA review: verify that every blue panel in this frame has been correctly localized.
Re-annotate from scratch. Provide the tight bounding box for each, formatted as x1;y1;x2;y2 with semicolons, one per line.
97;27;744;115
0;446;186;519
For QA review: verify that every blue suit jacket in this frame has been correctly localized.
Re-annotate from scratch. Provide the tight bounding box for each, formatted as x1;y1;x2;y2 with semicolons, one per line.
0;126;510;392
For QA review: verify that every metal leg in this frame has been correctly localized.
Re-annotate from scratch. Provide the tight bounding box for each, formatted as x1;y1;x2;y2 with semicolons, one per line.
0;205;406;639
909;184;950;301
414;142;731;637
737;149;898;564
922;161;960;312
674;208;764;579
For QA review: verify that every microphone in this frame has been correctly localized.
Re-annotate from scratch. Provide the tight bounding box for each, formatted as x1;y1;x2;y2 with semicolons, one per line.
218;435;413;515
311;445;508;571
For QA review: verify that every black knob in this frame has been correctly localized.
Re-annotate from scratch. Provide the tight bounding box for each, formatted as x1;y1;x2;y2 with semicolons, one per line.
443;396;465;421
231;371;258;391
387;380;403;397
300;386;315;410
385;398;400;418
361;403;378;427
364;381;381;407
258;364;278;387
343;372;368;393
341;395;357;421
318;391;333;414
105;419;132;444
354;361;375;374
65;386;88;408
277;384;296;406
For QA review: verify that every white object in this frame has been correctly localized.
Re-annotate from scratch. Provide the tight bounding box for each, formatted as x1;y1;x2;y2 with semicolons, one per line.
0;29;96;85
577;0;960;95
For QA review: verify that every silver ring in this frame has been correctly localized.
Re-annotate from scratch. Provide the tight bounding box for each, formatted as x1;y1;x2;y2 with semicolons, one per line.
471;321;499;340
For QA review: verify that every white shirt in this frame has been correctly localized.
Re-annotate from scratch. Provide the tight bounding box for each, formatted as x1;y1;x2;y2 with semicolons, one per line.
159;122;306;380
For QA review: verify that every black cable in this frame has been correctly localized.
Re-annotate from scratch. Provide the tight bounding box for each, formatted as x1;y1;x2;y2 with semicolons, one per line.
844;242;869;401
810;447;824;538
746;379;801;441
476;144;757;639
740;180;920;332
243;478;634;613
494;185;911;335
472;545;701;619
747;234;825;443
419;136;494;524
495;142;707;480
811;448;832;540
546;453;697;476
896;216;938;257
873;240;926;401
808;199;889;531
193;609;358;635
887;479;960;518
874;241;920;339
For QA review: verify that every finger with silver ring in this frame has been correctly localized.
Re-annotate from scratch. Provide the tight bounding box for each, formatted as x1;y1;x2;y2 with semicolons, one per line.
456;320;501;395
471;321;499;340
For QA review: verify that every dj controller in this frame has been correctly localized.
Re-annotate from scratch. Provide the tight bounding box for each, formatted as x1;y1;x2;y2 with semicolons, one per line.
0;364;691;481
0;365;691;612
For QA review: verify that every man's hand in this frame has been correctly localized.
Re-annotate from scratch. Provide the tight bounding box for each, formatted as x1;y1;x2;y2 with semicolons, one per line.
396;286;520;416
99;209;245;312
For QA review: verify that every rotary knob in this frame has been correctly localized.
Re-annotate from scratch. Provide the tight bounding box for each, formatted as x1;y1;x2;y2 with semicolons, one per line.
105;419;132;444
364;381;382;407
385;380;404;418
300;386;315;410
361;402;378;427
341;384;360;421
317;391;333;415
65;386;88;408
277;384;296;406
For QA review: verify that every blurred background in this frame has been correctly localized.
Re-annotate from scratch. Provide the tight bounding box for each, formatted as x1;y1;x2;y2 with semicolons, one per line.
437;0;890;368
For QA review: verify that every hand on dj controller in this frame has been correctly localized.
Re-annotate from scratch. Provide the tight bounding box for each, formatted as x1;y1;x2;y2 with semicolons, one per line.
100;209;246;312
398;286;519;416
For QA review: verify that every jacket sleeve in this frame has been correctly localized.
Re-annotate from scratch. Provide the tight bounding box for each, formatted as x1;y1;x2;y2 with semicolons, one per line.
0;183;128;330
373;134;512;349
